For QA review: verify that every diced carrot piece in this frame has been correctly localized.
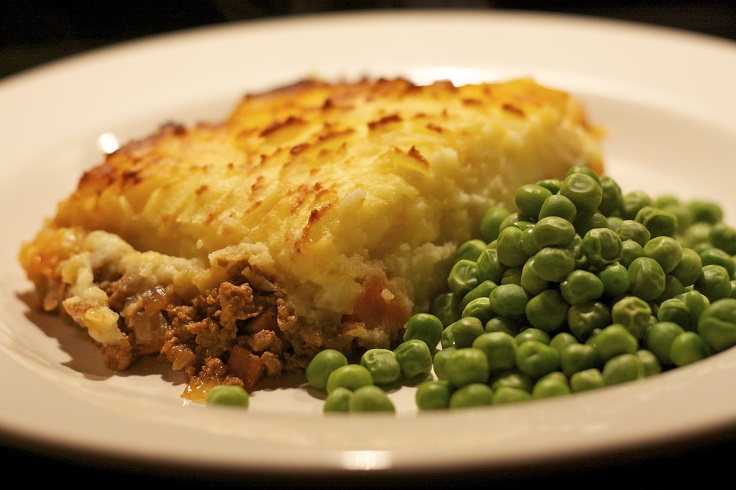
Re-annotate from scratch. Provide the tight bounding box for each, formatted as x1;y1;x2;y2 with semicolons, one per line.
227;345;264;391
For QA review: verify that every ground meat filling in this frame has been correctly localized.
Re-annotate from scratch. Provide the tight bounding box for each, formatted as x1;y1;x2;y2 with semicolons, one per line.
47;255;401;399
89;264;302;395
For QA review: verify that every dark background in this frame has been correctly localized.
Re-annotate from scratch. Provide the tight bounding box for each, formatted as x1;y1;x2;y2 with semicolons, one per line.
2;0;736;80
2;1;736;488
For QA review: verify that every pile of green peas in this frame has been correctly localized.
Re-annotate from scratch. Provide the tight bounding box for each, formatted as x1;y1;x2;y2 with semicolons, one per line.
302;165;736;412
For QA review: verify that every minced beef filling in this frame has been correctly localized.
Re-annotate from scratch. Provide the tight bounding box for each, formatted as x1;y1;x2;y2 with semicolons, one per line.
41;250;401;399
82;260;380;396
94;268;303;392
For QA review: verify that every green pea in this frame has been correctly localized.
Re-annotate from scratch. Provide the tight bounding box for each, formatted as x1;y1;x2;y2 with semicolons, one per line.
635;206;677;238
430;292;461;327
599;175;624;216
669;331;712;366
582;227;623;269
205;385;250;408
489;371;534;392
607;216;623;233
394;339;433;380
567;301;612;342
497;226;531;267
476;248;506;284
485;316;523;336
549;332;578;354
491;386;533;404
602;353;646;385
479;206;512;243
560;343;601;377
360;349;401;385
620;239;645;268
566;164;601;182
611;295;653;340
695;264;732;302
678;290;711;322
515;183;553;220
699;247;735;278
449;383;494;409
536;178;562;194
643;236;682;273
489;283;529;319
515;340;560;379
454;239;487;263
441;323;455;349
499;211;532;232
656;195;692;231
326;364;373;394
586;324;638;363
447;259;480;297
569;368;606;392
697;298;736;353
306;349;349;391
645;321;685;366
432;346;457;380
628;256;666;301
462;297;495;324
521;257;549;296
656;298;695;331
323;387;353;412
689;199;723;224
460;280;497;311
538;194;577;222
655;275;686;303
348;385;395;413
472;331;517;372
598;263;631;297
617;220;651;247
682;222;713;249
520;226;540;257
532;371;571;399
515;327;551;345
670;247;703;287
444;347;490;387
573;211;609;237
531;247;576;282
693;243;715;255
532;216;576;248
709;222;736;255
447;316;485;348
501;266;523;286
654;194;680;209
525;289;568;332
622;190;653;220
403;312;444;350
561;270;605;305
635;349;662;376
559;172;602;212
415;380;452;410
567;234;588;269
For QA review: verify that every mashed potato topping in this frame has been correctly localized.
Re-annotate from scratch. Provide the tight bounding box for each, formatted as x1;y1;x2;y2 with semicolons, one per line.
19;77;603;398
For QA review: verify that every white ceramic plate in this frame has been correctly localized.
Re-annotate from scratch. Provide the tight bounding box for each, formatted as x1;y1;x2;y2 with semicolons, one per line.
2;9;736;475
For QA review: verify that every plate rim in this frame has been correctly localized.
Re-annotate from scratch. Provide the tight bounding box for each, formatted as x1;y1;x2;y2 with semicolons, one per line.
3;8;736;475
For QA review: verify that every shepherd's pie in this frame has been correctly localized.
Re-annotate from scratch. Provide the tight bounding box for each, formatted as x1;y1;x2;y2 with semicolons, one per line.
19;77;603;399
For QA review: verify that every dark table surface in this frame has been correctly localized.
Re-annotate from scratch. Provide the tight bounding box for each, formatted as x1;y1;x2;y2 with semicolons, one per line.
3;1;736;487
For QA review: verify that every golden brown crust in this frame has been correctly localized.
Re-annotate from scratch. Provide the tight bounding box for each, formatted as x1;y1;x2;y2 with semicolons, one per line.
52;77;602;259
